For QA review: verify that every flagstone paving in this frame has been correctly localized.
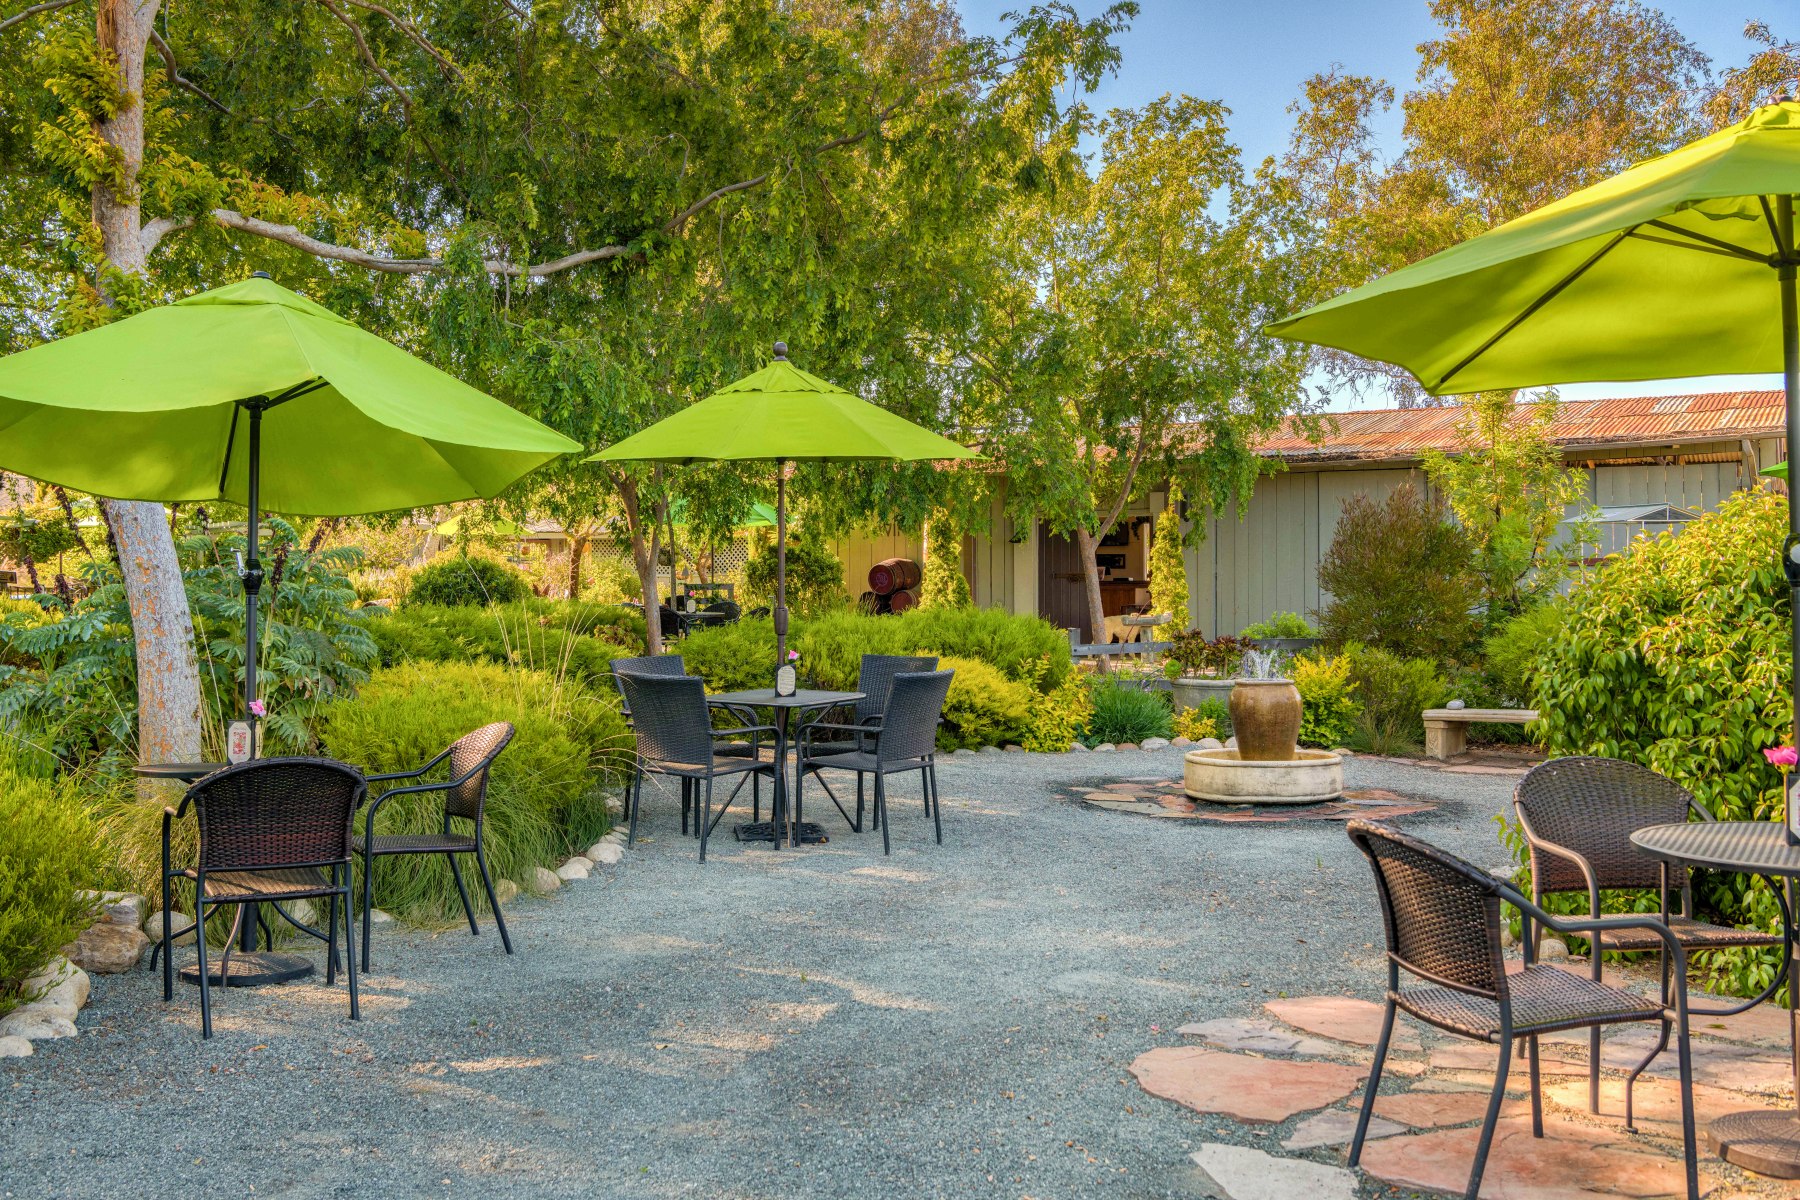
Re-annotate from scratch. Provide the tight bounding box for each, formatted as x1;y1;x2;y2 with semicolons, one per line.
1068;777;1438;822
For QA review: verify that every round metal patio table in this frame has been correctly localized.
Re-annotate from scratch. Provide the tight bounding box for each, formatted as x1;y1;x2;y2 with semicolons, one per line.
705;689;862;848
136;760;316;989
1632;820;1800;1177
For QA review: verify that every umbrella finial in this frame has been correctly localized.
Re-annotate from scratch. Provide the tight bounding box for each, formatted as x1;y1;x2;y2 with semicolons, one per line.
250;270;271;279
773;341;787;361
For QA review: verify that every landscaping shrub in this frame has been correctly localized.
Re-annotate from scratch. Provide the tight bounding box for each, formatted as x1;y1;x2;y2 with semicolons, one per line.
1293;650;1359;748
792;607;1072;693
0;748;103;1015
935;656;1035;750
1022;668;1095;752
680;618;779;694
1165;630;1248;678
742;529;846;617
1317;485;1478;663
919;513;973;609
1342;643;1449;754
320;661;630;924
1483;601;1565;705
1188;696;1232;737
1241;611;1316;640
404;553;532;608
1085;680;1174;746
1171;708;1218;742
1148;487;1189;622
1527;490;1790;997
365;602;642;690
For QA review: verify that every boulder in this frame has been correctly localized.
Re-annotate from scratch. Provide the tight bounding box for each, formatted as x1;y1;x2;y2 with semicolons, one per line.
978;746;1003;755
1117;742;1140;751
366;908;394;926
1141;737;1171;750
493;879;521;905
1002;744;1024;753
21;959;88;1020
63;922;149;975
162;912;196;940
76;890;146;930
952;747;977;756
555;859;591;882
1224;736;1238;750
1197;737;1224;750
591;842;624;866
1093;743;1117;752
0;1035;32;1058
1169;736;1192;747
0;1008;77;1041
1066;742;1090;752
528;866;561;894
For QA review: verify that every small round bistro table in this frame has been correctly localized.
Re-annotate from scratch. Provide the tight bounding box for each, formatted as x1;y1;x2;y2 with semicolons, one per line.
1632;820;1800;1177
704;688;863;848
135;760;316;988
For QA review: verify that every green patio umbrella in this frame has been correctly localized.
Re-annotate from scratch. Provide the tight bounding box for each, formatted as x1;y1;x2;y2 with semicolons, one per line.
589;343;977;665
0;274;581;724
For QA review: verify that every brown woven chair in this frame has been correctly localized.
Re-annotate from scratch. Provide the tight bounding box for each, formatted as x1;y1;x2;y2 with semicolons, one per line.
159;757;364;1039
1514;755;1787;1121
357;722;515;973
796;654;938;831
797;670;953;855
1346;819;1697;1200
617;672;779;862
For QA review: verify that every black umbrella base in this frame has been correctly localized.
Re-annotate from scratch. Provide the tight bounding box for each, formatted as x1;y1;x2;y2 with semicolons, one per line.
179;952;315;988
733;821;829;845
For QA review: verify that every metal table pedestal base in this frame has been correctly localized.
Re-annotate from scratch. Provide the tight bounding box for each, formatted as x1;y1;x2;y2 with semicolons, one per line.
1712;1110;1800;1178
179;952;315;988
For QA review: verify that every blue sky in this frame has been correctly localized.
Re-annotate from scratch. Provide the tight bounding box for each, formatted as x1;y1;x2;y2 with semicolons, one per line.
952;0;1790;408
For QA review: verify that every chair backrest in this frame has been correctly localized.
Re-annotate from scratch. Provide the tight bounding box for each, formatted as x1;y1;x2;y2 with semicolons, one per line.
609;653;688;716
876;670;954;764
444;721;515;820
1346;819;1509;1001
189;757;364;872
857;654;939;723
617;672;715;767
1513;756;1696;894
704;599;741;622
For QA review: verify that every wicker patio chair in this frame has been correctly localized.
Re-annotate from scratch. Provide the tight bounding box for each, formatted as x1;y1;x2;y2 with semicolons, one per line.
356;722;516;973
1345;819;1698;1200
611;654;765;833
159;757;363;1039
796;669;953;855
1514;756;1787;1122
617;672;779;862
796;654;938;830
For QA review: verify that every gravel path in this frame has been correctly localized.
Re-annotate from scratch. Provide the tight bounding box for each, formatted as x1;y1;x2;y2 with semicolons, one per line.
0;750;1516;1199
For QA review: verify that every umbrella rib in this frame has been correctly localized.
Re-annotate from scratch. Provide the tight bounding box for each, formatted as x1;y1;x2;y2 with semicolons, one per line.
1626;230;1766;261
1640;219;1767;262
1762;196;1792;261
218;403;241;496
1431;228;1634;393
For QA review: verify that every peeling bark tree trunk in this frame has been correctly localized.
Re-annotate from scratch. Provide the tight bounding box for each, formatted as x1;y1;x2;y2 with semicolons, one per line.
567;535;587;601
94;0;205;775
1074;526;1108;649
616;476;663;656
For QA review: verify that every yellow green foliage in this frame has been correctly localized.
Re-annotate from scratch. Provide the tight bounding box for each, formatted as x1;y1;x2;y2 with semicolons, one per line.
1148;487;1189;622
1293;650;1360;748
0;750;103;1015
1171;708;1218;742
936;656;1034;751
1023;669;1095;752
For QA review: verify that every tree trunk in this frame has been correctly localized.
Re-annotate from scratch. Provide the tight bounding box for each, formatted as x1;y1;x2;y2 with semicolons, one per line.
1074;525;1107;648
93;0;205;775
567;535;587;600
616;477;662;656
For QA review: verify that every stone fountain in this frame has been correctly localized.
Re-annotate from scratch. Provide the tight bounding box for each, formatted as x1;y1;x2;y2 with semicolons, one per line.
1183;649;1342;804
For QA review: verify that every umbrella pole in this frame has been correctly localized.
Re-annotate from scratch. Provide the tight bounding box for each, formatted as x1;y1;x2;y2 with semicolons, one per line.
243;401;265;736
1784;196;1800;762
775;460;788;667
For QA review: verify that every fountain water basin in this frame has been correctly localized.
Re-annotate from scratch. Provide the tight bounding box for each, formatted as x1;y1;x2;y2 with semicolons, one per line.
1183;747;1344;805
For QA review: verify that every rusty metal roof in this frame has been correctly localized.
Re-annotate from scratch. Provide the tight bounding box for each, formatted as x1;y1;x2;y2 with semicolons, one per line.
1257;391;1785;463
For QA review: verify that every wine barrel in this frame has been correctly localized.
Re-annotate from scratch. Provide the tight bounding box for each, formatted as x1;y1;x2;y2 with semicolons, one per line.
886;587;917;613
868;557;922;595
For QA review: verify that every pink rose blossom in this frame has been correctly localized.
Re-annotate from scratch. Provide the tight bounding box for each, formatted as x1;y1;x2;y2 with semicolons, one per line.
787;650;800;662
1765;746;1797;768
249;699;266;718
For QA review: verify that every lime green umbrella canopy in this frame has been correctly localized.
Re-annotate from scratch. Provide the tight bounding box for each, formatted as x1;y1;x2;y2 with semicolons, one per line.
589;357;979;465
0;276;580;514
1268;101;1800;395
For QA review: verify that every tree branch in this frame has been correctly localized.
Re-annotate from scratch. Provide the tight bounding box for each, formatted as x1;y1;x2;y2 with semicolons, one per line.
313;0;459;184
338;0;461;80
150;29;231;113
139;214;193;258
0;0;75;35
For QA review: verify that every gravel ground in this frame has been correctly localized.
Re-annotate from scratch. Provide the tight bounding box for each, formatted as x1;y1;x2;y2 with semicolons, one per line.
0;750;1515;1200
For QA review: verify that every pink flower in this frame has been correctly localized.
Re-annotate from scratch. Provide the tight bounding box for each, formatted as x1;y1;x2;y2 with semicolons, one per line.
1765;746;1797;768
787;650;800;662
249;700;266;718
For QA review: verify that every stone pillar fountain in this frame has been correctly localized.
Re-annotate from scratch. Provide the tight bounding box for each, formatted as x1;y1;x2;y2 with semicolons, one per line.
1183;649;1343;804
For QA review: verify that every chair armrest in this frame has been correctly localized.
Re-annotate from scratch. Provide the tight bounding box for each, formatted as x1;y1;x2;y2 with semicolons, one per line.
1512;809;1603;917
714;724;780;740
1504;885;1690;969
362;744;454;784
362;778;457;841
162;806;179;875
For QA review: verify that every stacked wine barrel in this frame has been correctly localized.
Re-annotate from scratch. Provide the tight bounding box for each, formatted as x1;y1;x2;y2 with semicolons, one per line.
862;557;921;615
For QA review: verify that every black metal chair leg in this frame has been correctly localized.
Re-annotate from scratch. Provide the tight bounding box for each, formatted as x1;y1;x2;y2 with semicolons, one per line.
343;878;360;1020
699;776;714;863
1465;1035;1513;1200
447;854;480;936
627;773;643;847
876;771;891;856
161;871;174;1001
361;848;376;973
1527;1035;1543;1137
929;763;943;845
1674;1005;1698;1200
475;843;512;954
753;771;761;823
1624;947;1676;1131
1349;999;1396;1167
855;773;864;832
680;778;690;836
195;898;214;1040
218;903;245;985
325;884;340;986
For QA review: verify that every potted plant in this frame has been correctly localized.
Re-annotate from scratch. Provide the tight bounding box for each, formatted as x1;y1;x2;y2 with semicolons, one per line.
1239;611;1323;655
1164;630;1247;712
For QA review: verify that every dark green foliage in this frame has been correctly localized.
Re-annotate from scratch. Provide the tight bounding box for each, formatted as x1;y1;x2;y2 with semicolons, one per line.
1240;612;1317;639
1528;491;1790;998
1085;681;1174;746
320;661;630;925
0;747;102;1015
935;656;1035;750
364;602;643;689
1483;601;1566;705
1342;643;1449;754
404;555;532;609
0;519;375;767
1166;630;1248;677
742;530;848;618
678;619;780;695
1317;486;1479;663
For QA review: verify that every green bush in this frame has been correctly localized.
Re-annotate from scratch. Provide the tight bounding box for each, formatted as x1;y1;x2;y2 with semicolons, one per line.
680;618;780;694
404;554;532;608
365;602;642;690
1085;680;1174;746
1317;485;1479;663
1022;668;1094;752
0;751;102;1015
1241;612;1317;639
919;514;973;609
1529;490;1790;997
1188;696;1232;738
936;656;1035;750
1483;601;1565;705
1343;643;1448;754
743;529;846;617
1293;650;1360;748
789;607;1073;693
320;661;630;925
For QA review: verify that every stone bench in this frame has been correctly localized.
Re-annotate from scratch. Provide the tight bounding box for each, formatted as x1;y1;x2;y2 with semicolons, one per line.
1422;708;1538;760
